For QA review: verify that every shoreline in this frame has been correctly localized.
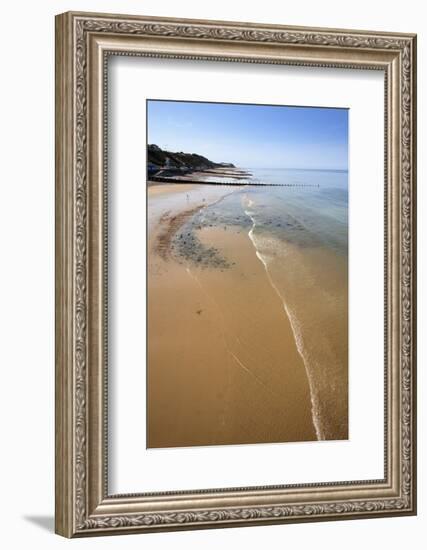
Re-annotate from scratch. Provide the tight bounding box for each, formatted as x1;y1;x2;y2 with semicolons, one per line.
244;206;323;440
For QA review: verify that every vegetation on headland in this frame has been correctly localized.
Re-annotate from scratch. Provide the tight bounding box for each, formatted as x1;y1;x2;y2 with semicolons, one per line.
147;144;235;175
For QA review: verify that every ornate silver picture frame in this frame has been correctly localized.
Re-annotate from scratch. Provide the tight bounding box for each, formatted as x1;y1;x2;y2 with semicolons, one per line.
55;11;417;537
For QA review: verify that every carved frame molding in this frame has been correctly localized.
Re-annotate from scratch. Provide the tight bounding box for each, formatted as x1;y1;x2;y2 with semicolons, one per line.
55;11;416;537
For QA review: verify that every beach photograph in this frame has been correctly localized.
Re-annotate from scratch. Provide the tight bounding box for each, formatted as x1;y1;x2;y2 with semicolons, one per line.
147;99;348;449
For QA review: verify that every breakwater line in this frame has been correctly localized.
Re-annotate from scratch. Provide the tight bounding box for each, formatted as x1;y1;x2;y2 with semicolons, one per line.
150;176;319;187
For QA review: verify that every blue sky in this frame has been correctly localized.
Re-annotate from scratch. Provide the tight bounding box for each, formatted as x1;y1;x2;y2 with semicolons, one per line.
147;100;348;170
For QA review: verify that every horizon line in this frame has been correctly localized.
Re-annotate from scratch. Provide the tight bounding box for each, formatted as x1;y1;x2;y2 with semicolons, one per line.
242;166;348;172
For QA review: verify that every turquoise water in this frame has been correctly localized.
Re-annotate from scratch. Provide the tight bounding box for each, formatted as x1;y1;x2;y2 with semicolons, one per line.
193;168;348;258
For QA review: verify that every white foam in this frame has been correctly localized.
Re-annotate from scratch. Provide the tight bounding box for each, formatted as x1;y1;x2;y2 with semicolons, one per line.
243;199;324;440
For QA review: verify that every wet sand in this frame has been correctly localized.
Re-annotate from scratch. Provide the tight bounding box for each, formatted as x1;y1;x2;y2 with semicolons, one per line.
147;185;319;448
148;183;198;196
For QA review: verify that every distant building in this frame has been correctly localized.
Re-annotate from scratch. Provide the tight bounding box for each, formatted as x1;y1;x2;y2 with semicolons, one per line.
147;162;160;176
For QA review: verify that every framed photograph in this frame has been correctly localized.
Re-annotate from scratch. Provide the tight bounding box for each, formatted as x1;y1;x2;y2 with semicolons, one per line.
55;11;417;537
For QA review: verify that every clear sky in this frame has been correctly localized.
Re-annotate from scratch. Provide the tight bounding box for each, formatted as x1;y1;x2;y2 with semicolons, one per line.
147;100;348;170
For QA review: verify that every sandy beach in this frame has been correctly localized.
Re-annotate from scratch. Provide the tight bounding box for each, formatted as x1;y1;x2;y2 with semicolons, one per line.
147;174;349;448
